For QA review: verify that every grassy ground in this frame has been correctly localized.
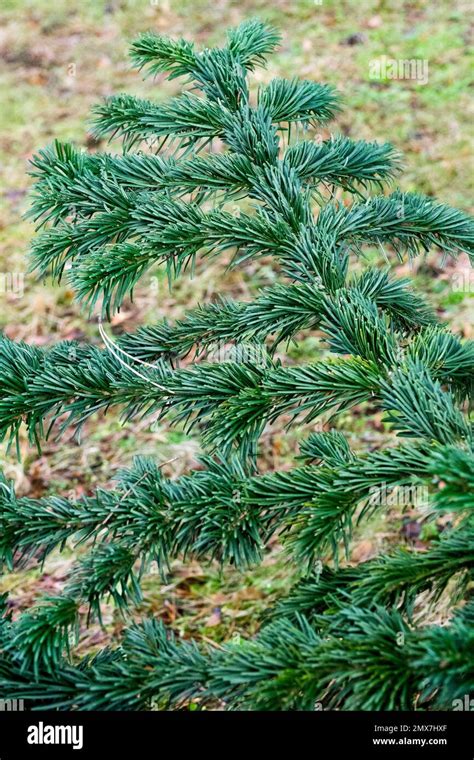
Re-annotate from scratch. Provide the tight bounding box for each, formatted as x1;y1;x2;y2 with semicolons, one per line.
0;1;472;657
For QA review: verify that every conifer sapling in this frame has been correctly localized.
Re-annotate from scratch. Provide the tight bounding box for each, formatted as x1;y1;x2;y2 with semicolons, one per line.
0;20;473;711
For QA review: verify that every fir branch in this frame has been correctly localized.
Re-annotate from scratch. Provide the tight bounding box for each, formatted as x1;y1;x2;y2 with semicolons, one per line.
130;20;281;82
258;78;340;125
353;523;474;607
4;605;472;710
381;359;472;444
90;92;227;148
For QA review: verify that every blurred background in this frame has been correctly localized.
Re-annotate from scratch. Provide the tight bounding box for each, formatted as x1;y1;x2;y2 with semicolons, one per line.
0;0;472;654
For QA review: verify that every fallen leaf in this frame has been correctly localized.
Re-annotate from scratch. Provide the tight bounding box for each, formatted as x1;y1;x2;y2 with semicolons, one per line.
204;608;222;627
351;540;375;562
367;16;383;28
